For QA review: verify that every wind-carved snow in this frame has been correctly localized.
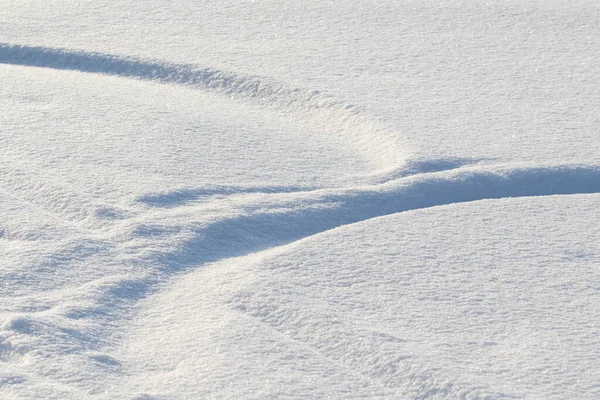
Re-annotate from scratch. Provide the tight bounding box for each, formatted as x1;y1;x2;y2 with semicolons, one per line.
111;194;600;399
1;22;600;399
0;43;405;171
1;154;599;398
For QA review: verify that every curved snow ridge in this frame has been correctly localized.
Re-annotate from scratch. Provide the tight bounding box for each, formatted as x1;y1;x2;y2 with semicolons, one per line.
0;42;404;170
135;158;487;208
131;163;600;275
374;156;489;184
2;163;598;394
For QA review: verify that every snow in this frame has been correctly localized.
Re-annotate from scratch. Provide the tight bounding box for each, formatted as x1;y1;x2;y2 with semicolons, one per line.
1;1;599;399
117;195;600;399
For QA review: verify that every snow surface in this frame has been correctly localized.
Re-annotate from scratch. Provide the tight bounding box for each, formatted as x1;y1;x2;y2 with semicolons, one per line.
1;1;599;399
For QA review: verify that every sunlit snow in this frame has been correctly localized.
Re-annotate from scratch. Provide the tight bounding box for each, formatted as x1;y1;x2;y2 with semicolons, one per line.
1;1;599;399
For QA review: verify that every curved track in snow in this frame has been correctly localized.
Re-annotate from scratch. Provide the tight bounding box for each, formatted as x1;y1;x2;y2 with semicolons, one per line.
3;163;599;330
2;41;600;399
0;42;404;170
133;163;600;270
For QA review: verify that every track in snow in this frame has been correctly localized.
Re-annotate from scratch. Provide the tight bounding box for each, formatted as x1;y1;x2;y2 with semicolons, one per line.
30;163;599;320
136;164;600;271
2;41;600;398
2;43;600;311
0;42;404;169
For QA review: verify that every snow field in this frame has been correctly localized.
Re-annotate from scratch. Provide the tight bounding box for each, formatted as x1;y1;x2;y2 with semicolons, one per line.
2;0;600;398
115;195;600;399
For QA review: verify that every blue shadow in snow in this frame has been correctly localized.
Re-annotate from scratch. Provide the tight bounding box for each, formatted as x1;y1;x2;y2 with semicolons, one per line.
0;43;313;102
149;164;600;273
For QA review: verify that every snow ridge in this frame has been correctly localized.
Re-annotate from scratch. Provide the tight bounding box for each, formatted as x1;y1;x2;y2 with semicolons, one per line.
135;163;600;269
0;42;404;169
3;43;600;400
2;158;599;397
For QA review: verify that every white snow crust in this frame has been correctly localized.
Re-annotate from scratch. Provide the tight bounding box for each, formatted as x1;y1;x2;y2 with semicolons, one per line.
1;1;599;399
